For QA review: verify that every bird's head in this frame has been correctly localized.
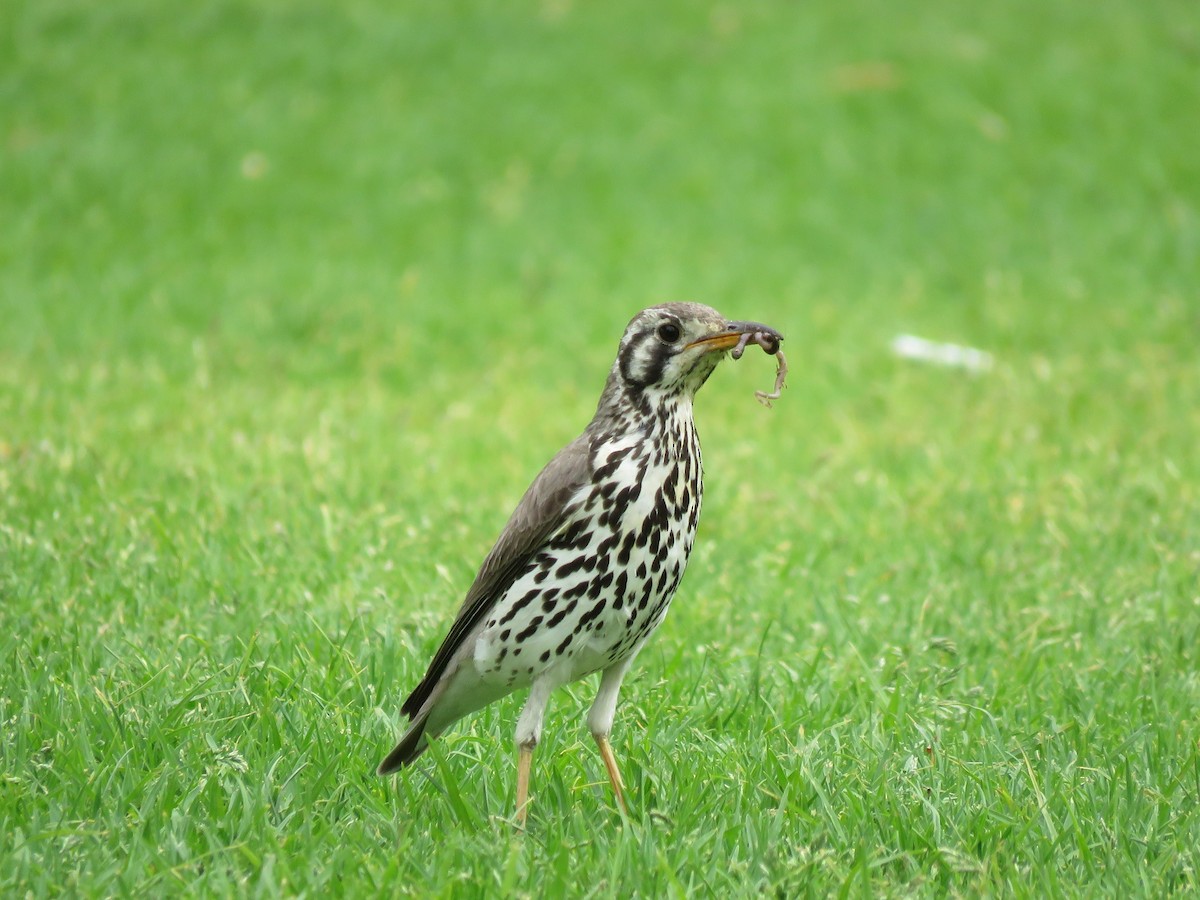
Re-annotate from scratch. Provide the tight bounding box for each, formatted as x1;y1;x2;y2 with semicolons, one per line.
603;302;784;405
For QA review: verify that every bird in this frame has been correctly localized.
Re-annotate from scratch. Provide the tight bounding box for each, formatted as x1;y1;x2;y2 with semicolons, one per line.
378;302;783;825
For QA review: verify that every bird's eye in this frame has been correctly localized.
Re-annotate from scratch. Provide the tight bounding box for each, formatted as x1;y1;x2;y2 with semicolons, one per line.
657;322;681;343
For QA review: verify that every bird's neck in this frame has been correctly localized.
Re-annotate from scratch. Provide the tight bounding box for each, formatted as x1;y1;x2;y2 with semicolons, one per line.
589;383;697;452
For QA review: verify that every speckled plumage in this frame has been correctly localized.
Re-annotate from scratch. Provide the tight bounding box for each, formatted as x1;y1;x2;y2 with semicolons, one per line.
378;303;783;822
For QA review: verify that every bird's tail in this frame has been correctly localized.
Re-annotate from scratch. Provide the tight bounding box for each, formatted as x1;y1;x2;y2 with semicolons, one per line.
377;711;432;775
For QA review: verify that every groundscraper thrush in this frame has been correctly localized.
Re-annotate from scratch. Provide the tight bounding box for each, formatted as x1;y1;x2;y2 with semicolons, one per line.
378;303;784;825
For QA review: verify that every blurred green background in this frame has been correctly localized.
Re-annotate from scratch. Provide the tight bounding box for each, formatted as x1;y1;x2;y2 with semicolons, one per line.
2;0;1197;896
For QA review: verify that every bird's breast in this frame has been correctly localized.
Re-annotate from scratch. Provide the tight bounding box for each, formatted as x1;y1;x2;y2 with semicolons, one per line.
472;423;704;688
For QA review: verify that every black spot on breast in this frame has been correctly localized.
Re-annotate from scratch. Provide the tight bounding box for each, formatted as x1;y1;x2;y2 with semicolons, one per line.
499;589;541;626
638;582;654;611
596;533;619;557
575;599;608;631
636;525;651;550
556;555;596;579
553;519;593;551
587;571;614;599
617;531;637;565
515;615;544;642
662;465;678;506
563;580;589;600
545;603;574;630
613;571;628;604
605;483;639;526
594;445;634;481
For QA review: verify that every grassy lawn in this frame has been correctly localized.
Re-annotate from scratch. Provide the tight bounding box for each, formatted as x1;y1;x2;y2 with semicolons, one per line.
2;0;1198;895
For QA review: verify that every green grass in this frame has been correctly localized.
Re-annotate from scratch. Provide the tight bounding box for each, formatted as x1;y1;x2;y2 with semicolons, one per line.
3;0;1198;895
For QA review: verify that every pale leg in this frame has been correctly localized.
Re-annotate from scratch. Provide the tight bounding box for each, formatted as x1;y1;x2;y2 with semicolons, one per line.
514;676;554;827
516;744;533;828
594;734;627;813
587;656;637;812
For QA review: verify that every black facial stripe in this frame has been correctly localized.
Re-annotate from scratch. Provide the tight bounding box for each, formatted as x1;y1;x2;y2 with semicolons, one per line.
618;329;655;389
641;340;672;387
619;327;677;390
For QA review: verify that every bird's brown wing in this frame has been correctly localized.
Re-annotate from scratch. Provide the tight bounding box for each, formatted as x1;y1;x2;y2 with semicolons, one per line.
399;433;593;718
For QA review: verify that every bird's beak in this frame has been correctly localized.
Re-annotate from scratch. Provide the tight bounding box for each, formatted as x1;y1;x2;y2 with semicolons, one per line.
686;320;785;353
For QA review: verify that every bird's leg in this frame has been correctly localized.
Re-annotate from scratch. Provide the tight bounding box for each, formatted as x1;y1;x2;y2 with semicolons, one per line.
594;734;626;813
514;677;553;828
587;656;637;813
515;742;534;828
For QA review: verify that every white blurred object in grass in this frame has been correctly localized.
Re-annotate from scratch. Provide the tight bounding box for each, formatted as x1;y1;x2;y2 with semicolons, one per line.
891;334;994;373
